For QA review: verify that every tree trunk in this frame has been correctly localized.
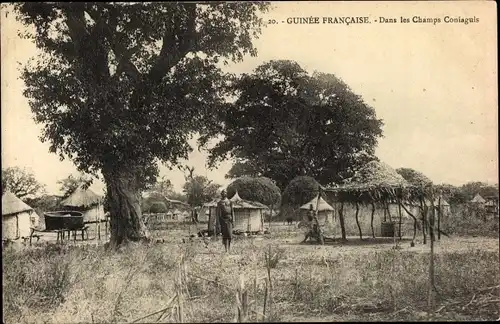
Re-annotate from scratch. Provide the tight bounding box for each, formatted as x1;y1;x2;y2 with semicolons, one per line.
355;202;362;240
103;169;149;248
370;202;376;238
338;202;347;241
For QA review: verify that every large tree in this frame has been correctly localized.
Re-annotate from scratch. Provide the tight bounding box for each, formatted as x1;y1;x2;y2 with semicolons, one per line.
1;166;46;198
13;2;269;247
204;60;384;190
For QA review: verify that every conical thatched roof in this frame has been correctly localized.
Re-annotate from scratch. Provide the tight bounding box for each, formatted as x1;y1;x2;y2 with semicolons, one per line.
471;193;486;203
60;187;101;208
300;195;335;211
230;191;269;210
344;161;409;188
2;191;34;216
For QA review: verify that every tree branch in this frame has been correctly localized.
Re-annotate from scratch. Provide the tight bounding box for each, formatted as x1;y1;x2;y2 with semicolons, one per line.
147;3;199;84
85;7;142;82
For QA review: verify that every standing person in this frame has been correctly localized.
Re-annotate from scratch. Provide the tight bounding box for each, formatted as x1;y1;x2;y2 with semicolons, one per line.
217;190;234;252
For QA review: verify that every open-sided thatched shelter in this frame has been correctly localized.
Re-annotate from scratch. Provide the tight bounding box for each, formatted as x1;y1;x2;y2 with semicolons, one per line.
323;161;443;245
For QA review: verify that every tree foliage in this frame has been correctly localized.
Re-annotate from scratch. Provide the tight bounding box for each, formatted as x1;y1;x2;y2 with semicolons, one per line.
205;60;383;189
12;2;269;246
1;166;46;198
57;173;93;198
146;175;174;198
280;176;321;209
226;176;281;207
183;175;221;207
395;167;433;186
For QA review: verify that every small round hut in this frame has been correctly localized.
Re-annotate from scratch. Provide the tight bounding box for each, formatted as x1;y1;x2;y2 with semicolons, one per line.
299;195;335;225
230;191;269;232
60;187;105;222
2;191;38;240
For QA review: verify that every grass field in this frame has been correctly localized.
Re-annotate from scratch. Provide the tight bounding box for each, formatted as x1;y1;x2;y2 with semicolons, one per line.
3;223;499;323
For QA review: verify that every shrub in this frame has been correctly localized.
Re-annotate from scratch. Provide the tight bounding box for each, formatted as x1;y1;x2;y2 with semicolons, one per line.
227;176;281;207
281;176;321;209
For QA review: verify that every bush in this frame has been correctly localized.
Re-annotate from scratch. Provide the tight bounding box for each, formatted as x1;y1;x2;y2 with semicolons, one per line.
227;176;281;207
281;176;321;209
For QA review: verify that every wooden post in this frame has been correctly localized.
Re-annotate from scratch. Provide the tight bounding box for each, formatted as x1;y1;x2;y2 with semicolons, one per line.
420;198;427;245
236;273;248;322
437;196;442;241
401;204;418;246
355;201;362;239
370;202;376;238
428;187;436;321
338;202;347;241
398;199;403;240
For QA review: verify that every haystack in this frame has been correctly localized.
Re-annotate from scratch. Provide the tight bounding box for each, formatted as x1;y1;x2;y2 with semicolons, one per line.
2;191;38;239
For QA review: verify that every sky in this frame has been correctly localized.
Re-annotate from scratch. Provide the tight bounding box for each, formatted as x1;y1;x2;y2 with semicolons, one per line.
1;1;498;196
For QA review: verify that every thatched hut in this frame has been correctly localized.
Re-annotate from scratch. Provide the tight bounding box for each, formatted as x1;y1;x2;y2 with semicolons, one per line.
470;193;486;204
299;195;335;225
230;191;269;232
2;191;38;240
60;187;105;222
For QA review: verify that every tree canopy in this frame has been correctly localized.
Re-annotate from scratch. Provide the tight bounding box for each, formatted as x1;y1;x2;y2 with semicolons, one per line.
280;176;321;209
12;2;270;246
1;166;46;198
204;60;383;189
395;168;433;187
183;174;221;207
226;176;281;207
57;173;93;198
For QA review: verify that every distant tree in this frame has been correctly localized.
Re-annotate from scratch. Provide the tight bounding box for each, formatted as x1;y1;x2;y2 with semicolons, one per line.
395;168;433;186
167;191;188;203
433;184;466;205
182;174;221;207
204;60;383;189
460;182;499;201
225;162;261;179
57;174;93;198
26;194;63;212
147;176;174;198
226;176;281;207
281;176;321;209
1;166;46;198
148;202;168;214
13;2;270;247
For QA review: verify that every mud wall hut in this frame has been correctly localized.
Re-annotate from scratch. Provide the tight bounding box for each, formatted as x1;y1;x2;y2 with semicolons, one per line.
2;191;38;240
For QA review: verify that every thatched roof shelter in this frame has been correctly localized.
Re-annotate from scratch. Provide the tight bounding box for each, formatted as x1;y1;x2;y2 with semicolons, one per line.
230;191;270;210
321;161;439;244
60;187;101;208
470;193;486;204
300;195;335;211
2;191;34;216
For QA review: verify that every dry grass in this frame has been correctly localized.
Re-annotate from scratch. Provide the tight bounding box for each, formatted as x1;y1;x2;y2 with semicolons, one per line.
3;228;499;323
